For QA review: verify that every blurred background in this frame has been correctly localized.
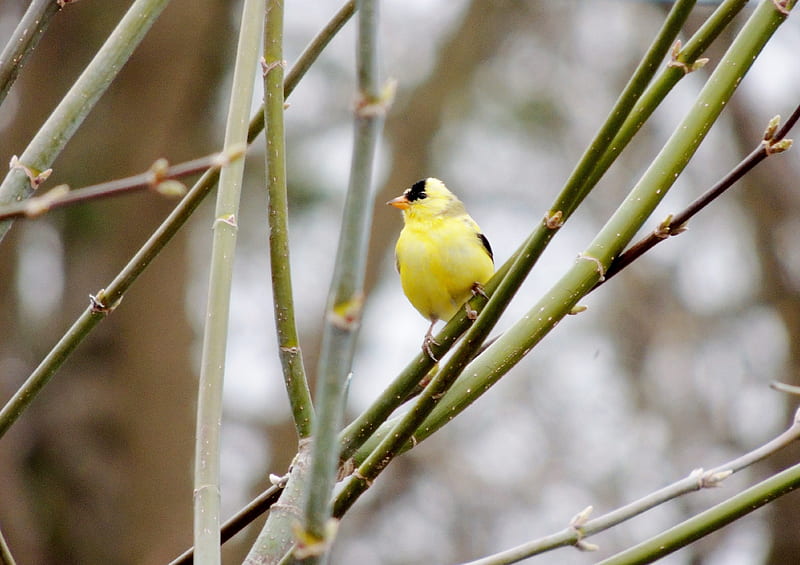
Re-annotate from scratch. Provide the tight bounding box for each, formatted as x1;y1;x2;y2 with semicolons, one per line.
1;1;799;563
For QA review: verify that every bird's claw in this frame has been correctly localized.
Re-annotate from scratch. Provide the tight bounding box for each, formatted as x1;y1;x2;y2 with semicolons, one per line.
471;282;488;299
465;282;487;320
422;334;439;362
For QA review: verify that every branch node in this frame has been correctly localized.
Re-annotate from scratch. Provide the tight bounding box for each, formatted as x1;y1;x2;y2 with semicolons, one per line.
9;155;52;190
292;519;339;559
355;78;397;118
543;210;564;230
568;304;587;315
577;253;606;281
269;472;290;488
147;158;170;186
771;0;791;15
763;115;781;141
154;180;188;198
214;213;237;228
328;293;364;330
89;288;121;314
764;138;793;155
690;467;731;488
667;40;709;74
569;506;598;551
214;144;247;168
261;57;287;76
24;184;70;218
352;469;373;488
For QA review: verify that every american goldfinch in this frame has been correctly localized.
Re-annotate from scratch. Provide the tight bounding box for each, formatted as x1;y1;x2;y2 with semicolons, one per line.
388;178;494;359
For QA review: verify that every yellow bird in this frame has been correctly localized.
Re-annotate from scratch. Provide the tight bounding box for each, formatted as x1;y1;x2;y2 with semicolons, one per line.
388;178;494;359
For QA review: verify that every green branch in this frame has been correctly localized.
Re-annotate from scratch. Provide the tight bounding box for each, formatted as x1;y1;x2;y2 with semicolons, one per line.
193;0;265;562
262;0;314;441
292;0;388;561
598;461;800;565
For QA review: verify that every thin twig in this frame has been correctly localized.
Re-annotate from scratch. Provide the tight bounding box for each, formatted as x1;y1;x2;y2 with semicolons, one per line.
599;103;799;285
169;484;283;565
0;150;243;221
463;409;800;565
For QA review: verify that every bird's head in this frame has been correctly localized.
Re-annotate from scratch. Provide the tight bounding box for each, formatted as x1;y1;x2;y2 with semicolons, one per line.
387;178;465;219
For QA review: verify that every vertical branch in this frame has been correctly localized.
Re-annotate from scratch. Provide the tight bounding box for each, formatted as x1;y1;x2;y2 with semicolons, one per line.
262;0;314;440
0;0;172;242
193;0;265;563
294;0;388;560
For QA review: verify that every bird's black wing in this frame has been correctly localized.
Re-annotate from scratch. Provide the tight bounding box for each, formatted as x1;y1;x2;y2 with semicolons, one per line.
477;233;493;262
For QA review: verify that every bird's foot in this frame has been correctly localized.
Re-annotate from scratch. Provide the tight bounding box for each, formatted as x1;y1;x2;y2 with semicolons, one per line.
471;282;488;299
422;333;439;362
465;282;487;320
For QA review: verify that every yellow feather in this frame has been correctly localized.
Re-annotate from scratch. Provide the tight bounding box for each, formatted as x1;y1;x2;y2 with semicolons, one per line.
389;178;494;327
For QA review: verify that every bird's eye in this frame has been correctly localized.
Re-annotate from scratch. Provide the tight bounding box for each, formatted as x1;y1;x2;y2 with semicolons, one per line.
406;179;427;202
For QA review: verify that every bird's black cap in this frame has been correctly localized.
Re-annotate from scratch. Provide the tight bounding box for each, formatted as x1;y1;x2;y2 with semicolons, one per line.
405;179;428;202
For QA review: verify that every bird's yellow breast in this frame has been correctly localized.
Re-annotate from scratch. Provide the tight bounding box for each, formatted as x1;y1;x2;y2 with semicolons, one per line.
395;214;494;323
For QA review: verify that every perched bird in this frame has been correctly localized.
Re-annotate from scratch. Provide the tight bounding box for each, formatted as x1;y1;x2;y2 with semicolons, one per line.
388;178;494;359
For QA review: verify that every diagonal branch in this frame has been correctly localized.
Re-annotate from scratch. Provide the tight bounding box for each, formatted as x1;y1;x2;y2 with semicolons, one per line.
599;103;799;285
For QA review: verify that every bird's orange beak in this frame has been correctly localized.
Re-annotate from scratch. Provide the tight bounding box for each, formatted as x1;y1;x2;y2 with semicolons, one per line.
387;195;410;210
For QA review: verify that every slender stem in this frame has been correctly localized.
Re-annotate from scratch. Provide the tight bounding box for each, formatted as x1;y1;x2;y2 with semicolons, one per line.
598;463;800;565
193;0;265;562
338;0;700;464
248;1;356;143
464;412;800;564
600;101;800;284
262;0;314;440
0;0;352;443
0;0;172;242
295;0;386;560
0;0;61;107
0;151;241;221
